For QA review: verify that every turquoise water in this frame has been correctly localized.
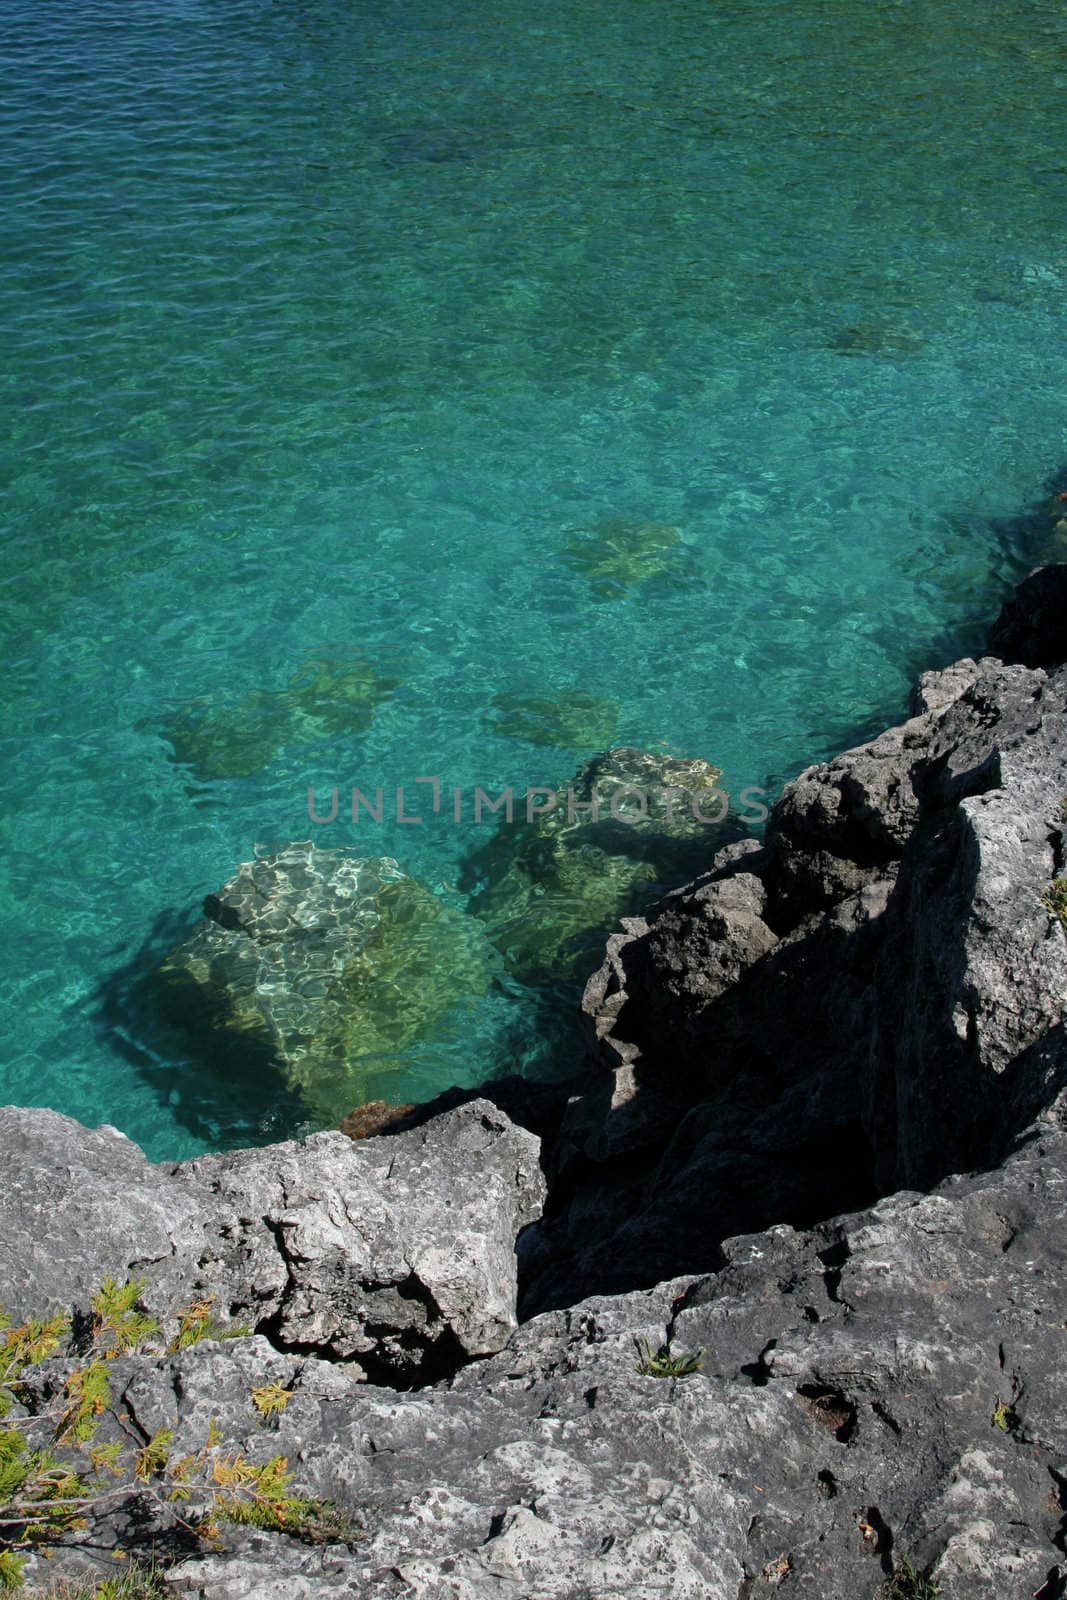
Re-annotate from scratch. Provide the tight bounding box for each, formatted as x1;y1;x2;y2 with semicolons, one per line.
1;0;1065;1159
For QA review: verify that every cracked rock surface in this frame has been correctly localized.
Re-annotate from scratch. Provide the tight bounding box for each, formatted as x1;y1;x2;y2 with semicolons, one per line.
9;1121;1067;1599
0;1097;544;1383
529;648;1067;1310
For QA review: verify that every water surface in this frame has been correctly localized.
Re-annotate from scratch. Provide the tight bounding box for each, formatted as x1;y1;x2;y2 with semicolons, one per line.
1;0;1065;1156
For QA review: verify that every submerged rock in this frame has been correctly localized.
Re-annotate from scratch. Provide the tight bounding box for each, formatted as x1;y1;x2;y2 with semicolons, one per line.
338;1098;416;1140
829;321;925;355
463;746;736;984
158;843;491;1123
148;648;401;781
561;515;690;599
487;687;619;750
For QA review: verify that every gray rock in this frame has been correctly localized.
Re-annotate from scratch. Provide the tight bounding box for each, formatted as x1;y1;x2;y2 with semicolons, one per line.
553;649;1067;1307
12;1124;1067;1600
0;1098;543;1382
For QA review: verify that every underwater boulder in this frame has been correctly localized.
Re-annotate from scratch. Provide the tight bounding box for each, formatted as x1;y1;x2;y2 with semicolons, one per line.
829;322;925;356
463;747;738;985
157;843;490;1124
148;649;401;782
487;688;619;750
561;516;689;600
151;690;286;781
279;648;402;739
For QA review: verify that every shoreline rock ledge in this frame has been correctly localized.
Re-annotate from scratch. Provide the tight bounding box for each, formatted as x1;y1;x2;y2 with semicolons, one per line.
2;566;1067;1599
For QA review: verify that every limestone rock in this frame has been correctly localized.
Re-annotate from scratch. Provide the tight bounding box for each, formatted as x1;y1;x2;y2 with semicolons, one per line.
10;1126;1067;1600
0;1098;544;1382
558;650;1067;1305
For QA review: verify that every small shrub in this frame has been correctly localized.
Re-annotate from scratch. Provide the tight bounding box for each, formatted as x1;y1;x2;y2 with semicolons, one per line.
206;1452;349;1544
991;1396;1018;1432
250;1382;292;1422
90;1282;159;1358
634;1338;705;1378
3;1565;171;1598
886;1557;939;1598
167;1298;249;1355
1040;877;1067;932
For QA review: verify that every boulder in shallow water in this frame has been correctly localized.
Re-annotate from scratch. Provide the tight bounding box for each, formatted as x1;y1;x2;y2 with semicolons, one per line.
148;648;401;781
829;321;924;355
158;843;491;1123
562;515;690;599
486;687;619;750
463;746;737;984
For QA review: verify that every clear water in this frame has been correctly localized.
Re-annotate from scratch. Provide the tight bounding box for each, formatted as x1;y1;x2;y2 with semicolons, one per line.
1;0;1065;1159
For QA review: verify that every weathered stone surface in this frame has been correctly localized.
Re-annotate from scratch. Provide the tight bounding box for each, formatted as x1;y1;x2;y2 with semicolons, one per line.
0;1098;543;1381
11;1121;1067;1600
157;843;491;1124
553;649;1067;1307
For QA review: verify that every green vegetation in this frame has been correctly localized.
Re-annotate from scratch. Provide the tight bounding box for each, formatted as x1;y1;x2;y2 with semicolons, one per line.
991;1396;1018;1432
885;1557;939;1599
634;1338;705;1379
1041;877;1067;932
89;1282;158;1360
0;1560;170;1597
0;1282;352;1591
249;1382;292;1422
166;1298;249;1355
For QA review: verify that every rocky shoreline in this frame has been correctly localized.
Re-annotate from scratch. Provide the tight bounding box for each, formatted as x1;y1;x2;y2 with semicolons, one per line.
2;564;1067;1598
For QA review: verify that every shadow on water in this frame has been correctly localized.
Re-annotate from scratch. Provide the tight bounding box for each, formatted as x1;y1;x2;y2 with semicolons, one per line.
898;459;1067;683
84;907;312;1155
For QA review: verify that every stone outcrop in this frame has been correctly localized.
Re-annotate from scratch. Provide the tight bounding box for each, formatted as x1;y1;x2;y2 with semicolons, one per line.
0;1098;543;1384
528;645;1067;1309
7;1117;1067;1599
4;564;1067;1599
